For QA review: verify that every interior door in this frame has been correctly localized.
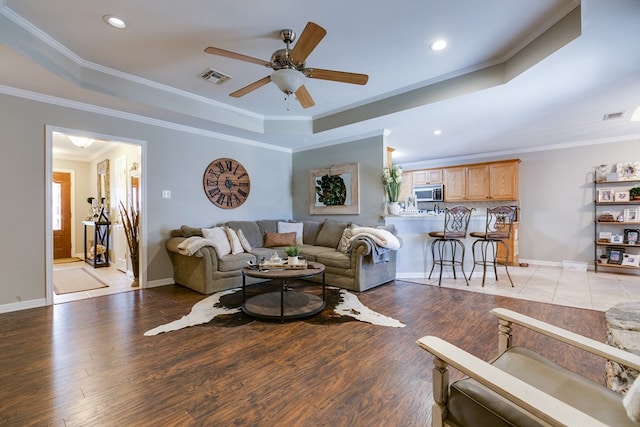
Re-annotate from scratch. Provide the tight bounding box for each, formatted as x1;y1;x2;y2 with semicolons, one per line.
114;156;128;272
53;171;72;259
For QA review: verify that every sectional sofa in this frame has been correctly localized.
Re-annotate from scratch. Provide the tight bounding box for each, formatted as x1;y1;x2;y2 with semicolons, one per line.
165;219;399;294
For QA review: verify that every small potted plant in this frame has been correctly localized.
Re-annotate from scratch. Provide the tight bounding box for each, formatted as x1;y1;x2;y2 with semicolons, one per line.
285;246;301;265
630;186;640;201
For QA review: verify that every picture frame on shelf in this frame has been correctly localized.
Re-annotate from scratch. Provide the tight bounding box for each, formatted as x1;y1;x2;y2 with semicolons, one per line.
621;254;640;267
617;162;640;181
624;208;639;223
625;229;640;245
607;247;625;265
597;188;614;202
614;191;630;202
598;231;612;243
404;194;417;212
611;234;624;244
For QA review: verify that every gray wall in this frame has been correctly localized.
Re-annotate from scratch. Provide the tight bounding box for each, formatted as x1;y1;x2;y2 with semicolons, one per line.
292;135;387;226
1;88;637;311
0;92;291;309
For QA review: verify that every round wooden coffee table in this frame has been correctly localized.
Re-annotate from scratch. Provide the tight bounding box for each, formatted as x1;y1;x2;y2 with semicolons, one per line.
241;262;326;323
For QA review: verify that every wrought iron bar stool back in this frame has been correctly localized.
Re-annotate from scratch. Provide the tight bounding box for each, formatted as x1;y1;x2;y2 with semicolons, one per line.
428;206;474;286
469;205;518;287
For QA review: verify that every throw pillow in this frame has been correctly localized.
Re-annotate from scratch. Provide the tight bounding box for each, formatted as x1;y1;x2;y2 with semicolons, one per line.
180;225;202;238
338;224;358;253
624;375;640;423
225;227;244;254
315;219;349;248
201;227;231;258
263;231;297;248
236;228;252;252
277;221;304;246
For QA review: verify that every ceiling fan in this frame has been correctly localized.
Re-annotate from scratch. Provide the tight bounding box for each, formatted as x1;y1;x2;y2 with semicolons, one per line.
204;22;369;109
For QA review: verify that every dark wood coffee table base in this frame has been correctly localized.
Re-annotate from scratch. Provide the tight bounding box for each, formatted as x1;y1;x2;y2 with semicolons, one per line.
242;262;326;323
243;290;325;320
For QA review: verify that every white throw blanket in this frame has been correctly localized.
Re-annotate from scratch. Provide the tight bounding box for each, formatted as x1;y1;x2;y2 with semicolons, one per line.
177;236;215;256
348;227;401;250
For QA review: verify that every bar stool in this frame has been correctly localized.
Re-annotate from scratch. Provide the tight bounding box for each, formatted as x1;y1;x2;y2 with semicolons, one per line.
469;205;518;287
428;206;474;286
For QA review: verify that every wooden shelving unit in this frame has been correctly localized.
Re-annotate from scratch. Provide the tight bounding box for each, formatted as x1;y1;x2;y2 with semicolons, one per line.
593;177;640;272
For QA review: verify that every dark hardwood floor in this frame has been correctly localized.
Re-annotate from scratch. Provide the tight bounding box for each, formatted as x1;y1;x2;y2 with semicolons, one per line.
0;280;607;426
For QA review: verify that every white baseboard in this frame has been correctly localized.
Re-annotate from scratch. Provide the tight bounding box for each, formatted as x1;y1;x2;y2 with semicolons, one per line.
146;278;174;288
0;298;47;314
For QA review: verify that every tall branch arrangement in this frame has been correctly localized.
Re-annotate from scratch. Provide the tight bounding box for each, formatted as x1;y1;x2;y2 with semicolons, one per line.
118;201;139;277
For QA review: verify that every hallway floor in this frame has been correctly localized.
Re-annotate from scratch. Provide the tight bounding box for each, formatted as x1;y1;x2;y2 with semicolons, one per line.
53;260;137;304
402;264;640;312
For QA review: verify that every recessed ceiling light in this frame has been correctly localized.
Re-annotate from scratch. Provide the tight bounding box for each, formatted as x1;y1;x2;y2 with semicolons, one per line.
429;40;447;51
103;15;127;29
433;129;442;135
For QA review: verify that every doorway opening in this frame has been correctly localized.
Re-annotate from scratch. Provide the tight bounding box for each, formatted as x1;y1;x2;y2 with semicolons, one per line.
46;126;146;305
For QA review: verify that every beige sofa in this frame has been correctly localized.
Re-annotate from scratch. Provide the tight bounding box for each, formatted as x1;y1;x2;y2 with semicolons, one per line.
165;219;398;294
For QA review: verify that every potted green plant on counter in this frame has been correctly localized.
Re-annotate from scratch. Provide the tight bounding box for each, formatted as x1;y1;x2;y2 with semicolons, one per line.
630;186;640;201
382;164;403;215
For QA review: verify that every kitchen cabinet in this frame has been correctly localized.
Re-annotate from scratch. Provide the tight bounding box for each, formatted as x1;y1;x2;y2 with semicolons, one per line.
413;168;443;185
443;167;466;201
496;222;519;266
398;171;414;203
443;159;519;201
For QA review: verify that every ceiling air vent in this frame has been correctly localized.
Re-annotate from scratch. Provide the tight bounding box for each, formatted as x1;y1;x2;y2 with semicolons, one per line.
199;68;231;84
603;111;625;120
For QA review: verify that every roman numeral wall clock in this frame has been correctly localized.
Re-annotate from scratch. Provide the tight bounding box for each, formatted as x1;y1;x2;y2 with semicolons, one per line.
203;158;251;209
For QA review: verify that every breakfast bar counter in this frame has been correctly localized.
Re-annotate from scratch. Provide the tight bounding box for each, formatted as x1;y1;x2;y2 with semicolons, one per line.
384;213;519;279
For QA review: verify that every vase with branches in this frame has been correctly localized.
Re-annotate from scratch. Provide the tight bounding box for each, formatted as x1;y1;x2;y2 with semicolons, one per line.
118;201;140;287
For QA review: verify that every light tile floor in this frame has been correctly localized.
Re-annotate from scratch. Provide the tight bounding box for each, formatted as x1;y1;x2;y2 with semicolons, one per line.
53;261;138;304
402;265;640;312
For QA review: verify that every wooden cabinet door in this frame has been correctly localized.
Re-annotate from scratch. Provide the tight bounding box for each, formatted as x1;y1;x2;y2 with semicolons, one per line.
399;171;414;203
413;170;428;186
489;161;519;200
444;167;466;201
466;164;490;200
496;223;519;265
426;169;443;184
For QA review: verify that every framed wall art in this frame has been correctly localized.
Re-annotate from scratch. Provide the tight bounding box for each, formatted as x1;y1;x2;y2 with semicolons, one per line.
308;162;359;215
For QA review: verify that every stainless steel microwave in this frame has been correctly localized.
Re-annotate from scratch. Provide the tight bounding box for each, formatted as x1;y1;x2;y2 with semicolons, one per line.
413;184;444;202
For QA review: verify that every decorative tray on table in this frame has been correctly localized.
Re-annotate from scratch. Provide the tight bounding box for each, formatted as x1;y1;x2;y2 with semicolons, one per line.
259;259;308;270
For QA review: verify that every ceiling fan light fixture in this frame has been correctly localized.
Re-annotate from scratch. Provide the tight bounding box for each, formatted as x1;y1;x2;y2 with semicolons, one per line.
270;68;305;94
68;136;95;149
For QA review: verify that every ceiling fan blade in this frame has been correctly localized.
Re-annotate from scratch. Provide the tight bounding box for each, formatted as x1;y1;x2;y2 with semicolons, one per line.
229;76;271;98
289;22;327;64
304;68;369;85
204;47;271;67
295;85;315;108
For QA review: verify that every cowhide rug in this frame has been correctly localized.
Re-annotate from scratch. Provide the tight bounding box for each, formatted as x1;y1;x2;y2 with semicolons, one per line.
145;283;404;336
